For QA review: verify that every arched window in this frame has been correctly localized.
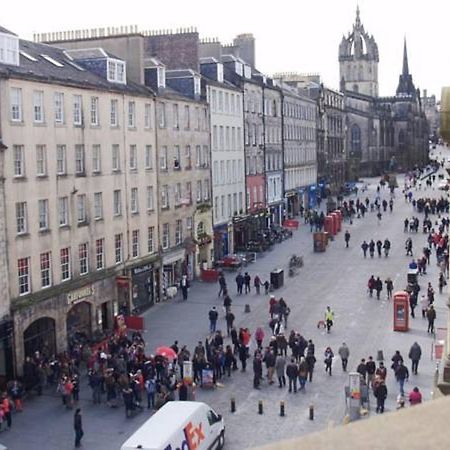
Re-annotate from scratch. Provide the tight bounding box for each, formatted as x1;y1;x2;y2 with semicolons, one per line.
197;221;205;236
351;124;361;155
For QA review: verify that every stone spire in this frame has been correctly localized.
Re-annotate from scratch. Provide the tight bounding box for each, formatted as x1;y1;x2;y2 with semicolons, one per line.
355;5;361;28
402;37;409;76
396;37;416;98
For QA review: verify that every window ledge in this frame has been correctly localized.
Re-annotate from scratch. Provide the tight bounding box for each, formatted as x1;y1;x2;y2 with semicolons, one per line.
75;172;86;178
77;220;89;228
145;167;154;172
13;176;27;182
113;214;123;219
38;228;51;235
92;171;102;176
36;174;48;179
131;211;139;216
10;120;25;126
33;121;47;127
161;206;170;211
94;217;104;222
59;224;70;230
57;173;67;178
16;232;30;238
147;209;155;215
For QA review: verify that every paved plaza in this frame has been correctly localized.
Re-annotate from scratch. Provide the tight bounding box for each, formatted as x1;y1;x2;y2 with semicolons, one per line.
1;146;449;450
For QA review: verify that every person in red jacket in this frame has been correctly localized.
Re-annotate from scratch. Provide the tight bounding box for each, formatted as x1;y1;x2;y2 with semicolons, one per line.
409;386;422;405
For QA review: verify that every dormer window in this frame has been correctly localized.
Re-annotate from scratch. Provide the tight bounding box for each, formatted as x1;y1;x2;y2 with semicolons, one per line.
0;32;19;66
107;58;126;84
244;65;252;79
217;63;224;83
194;76;201;96
157;66;166;89
235;62;243;76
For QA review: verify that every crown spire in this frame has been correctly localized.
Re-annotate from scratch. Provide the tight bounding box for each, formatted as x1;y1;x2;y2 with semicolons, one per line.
355;5;361;27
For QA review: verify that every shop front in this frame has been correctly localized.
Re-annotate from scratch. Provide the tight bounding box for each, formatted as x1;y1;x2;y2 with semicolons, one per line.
0;320;14;385
285;191;300;218
162;247;186;295
13;274;118;375
268;202;283;226
130;259;159;314
213;223;231;261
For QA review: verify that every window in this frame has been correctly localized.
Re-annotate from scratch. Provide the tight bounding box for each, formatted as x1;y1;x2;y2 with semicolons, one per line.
159;102;166;128
160;146;167;169
40;252;51;288
112;144;120;171
36;145;47;176
13;145;25;177
202;146;209;167
175;219;182;245
94;192;103;220
75;144;85;174
219;126;224;149
186;216;192;230
186;182;192;203
213;125;218;150
38;199;49;230
113;190;122;216
131;187;139;213
129;145;137;170
196;145;201;167
92;144;101;173
18;257;30;295
146;186;154;211
60;247;71;281
196;180;202;202
56;144;66;175
147;226;155;253
132;230;140;257
228;194;232;217
1;35;19;65
161;185;169;208
73;95;82;125
115;234;123;264
184;105;190;129
195;107;201;130
144;103;152;129
214;196;219;221
33;91;44;123
162;223;170;249
128;101;136;127
90;97;99;126
110;99;118;126
145;145;153;169
211;90;217;112
185;145;192;168
79;243;89;275
77;195;87;223
54;92;64;124
96;238;105;270
175;183;181;205
204;179;210;200
16;202;27;234
173;104;179;129
10;87;22;121
218;91;223;111
107;59;126;83
58;197;69;226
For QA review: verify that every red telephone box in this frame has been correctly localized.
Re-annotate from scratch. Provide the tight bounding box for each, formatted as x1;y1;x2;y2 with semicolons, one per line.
393;291;409;332
330;213;339;234
324;216;333;235
334;210;342;232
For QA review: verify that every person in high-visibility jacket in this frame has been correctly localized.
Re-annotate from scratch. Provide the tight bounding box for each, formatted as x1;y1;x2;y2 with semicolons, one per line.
325;306;334;333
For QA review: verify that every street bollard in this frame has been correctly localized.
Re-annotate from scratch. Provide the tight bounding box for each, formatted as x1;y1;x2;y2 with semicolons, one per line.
309;403;314;420
245;304;251;313
258;400;263;415
280;401;285;417
230;397;236;413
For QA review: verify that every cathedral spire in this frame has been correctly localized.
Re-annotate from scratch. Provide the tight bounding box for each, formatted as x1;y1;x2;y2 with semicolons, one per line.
355;4;361;27
402;37;409;76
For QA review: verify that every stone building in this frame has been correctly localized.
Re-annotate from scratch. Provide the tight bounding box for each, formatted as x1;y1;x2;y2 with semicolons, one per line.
339;8;429;176
0;28;160;374
421;90;440;140
200;57;245;260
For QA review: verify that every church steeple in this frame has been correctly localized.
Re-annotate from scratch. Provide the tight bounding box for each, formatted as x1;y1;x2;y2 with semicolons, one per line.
402;37;409;76
355;5;361;28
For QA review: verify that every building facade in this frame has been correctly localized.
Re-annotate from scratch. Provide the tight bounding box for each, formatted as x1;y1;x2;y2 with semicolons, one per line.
200;58;245;260
0;32;160;374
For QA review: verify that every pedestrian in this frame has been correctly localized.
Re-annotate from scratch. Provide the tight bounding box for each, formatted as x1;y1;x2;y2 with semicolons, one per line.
438;272;446;294
218;273;227;297
409;293;417;318
338;342;350;371
374;380;388;413
1;393;11;429
305;341;316;382
344;230;351;248
298;357;308;391
253;353;262;389
269;295;277;319
145;377;156;409
391;350;404;373
255;327;265;349
385;277;394;299
238;345;248;372
263;280;270;295
405;238;413;256
366;356;376;387
356;358;367;382
9;380;23;412
374;277;383;300
286;359;298;393
383;239;391;257
368;275;375;297
254;275;261;295
275;355;286;388
408;342;422;375
395;361;409;396
180;274;189;301
361;240;369;258
375;362;387;381
324;347;334;376
263;349;276;385
421;295;428;318
376;240;383;257
369;239;375;258
244;272;251;294
225;310;235;337
377;211;382;224
408;386;422;405
74;408;84;448
208;307;218;334
325;306;334;333
235;272;244;295
426;304;436;333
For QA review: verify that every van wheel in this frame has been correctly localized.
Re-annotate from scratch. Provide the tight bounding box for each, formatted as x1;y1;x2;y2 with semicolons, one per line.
217;431;225;449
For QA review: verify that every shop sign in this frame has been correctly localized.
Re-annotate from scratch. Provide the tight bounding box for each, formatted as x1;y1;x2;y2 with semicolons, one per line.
132;264;152;276
67;286;94;305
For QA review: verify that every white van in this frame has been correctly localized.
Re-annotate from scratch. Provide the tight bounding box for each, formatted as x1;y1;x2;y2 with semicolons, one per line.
120;401;225;450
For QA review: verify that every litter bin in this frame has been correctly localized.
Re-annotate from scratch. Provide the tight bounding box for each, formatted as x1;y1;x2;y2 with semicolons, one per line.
270;268;284;290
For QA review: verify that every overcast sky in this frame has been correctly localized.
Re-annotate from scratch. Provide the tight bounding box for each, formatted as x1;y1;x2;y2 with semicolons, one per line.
2;0;446;99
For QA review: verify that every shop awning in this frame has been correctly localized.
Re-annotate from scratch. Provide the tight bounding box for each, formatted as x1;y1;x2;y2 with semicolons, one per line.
162;248;186;266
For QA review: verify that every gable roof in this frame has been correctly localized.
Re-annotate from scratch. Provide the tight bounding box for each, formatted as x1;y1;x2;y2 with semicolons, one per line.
0;25;17;36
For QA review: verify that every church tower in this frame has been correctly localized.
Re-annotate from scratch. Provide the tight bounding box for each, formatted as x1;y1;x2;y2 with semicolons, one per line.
339;6;379;97
396;38;416;98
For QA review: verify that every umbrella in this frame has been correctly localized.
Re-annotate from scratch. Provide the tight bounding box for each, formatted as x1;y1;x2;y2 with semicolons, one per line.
155;346;177;360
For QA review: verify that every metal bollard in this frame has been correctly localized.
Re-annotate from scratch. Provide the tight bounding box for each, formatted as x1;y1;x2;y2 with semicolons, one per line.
258;400;263;415
309;403;314;420
230;397;236;413
280;401;285;417
245;304;251;313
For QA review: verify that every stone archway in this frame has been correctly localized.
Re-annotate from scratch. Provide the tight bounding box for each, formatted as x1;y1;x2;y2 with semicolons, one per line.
23;317;56;360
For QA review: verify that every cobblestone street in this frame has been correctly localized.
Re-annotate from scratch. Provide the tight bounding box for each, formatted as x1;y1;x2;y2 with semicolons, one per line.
2;147;449;450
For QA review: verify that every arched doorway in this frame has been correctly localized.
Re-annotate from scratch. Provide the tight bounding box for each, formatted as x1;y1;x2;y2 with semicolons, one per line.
66;302;92;348
23;317;56;359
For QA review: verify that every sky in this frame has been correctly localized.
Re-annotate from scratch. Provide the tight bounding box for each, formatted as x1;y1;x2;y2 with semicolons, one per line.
2;0;447;99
